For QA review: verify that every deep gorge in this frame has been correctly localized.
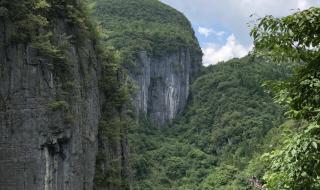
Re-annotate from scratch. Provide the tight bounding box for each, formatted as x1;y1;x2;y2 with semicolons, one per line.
1;0;318;190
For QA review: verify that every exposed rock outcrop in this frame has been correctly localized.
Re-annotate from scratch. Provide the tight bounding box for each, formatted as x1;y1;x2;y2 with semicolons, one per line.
0;16;101;190
132;50;202;125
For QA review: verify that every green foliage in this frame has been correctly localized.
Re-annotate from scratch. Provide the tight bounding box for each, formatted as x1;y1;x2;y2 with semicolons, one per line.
252;7;320;189
2;0;97;56
251;7;320;63
129;57;289;189
251;7;320;122
95;112;133;189
91;0;201;65
48;100;75;126
48;100;69;112
263;122;320;190
2;0;50;43
89;3;202;187
94;40;134;190
91;2;202;187
98;46;133;111
200;165;238;190
31;32;65;59
165;157;188;180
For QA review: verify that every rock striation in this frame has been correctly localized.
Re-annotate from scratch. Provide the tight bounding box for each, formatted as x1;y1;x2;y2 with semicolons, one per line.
0;12;101;190
132;50;202;125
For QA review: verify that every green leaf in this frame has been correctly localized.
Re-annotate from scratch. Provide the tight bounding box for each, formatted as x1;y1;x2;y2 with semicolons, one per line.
312;142;318;149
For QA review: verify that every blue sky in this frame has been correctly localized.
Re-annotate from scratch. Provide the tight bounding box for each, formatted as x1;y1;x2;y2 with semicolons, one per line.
159;0;319;65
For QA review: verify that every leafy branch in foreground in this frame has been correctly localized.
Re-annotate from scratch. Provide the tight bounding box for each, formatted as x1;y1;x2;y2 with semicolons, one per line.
251;7;320;190
251;7;320;63
262;122;320;189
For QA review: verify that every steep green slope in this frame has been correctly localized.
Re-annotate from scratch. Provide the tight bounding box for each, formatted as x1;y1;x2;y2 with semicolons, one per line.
129;57;291;189
91;0;202;188
91;0;201;60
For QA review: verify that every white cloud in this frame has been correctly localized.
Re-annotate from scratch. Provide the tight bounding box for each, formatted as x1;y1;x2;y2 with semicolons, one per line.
160;0;319;45
159;0;318;66
198;26;225;37
297;0;311;10
202;34;252;66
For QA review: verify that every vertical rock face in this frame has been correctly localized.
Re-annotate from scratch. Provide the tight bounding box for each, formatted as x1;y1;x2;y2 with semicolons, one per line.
132;50;202;125
0;18;101;190
91;0;203;126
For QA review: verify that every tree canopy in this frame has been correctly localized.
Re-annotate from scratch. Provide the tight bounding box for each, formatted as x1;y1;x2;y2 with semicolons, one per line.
251;7;320;189
129;57;290;189
91;0;201;62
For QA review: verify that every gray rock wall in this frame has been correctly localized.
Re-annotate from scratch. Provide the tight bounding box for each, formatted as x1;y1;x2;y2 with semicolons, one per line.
131;50;202;125
0;18;101;190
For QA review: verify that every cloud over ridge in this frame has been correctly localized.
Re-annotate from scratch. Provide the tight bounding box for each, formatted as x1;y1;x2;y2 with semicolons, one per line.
202;34;252;66
160;0;318;65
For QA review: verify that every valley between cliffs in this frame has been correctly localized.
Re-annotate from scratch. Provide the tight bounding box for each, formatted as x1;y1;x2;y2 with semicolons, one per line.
0;0;201;190
0;0;294;190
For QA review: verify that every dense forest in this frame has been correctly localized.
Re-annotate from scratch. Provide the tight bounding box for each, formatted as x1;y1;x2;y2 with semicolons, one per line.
91;0;201;63
1;0;320;190
129;57;291;189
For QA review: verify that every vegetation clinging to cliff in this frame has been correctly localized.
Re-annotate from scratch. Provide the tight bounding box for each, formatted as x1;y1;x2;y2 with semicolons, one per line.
1;0;98;43
91;0;201;63
90;1;203;188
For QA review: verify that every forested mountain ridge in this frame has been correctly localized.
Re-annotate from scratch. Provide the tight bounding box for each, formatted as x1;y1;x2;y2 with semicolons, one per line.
91;0;201;57
91;0;202;125
91;1;203;189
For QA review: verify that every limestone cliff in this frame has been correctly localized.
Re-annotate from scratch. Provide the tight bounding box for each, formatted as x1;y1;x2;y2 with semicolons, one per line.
0;1;101;190
132;50;201;125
